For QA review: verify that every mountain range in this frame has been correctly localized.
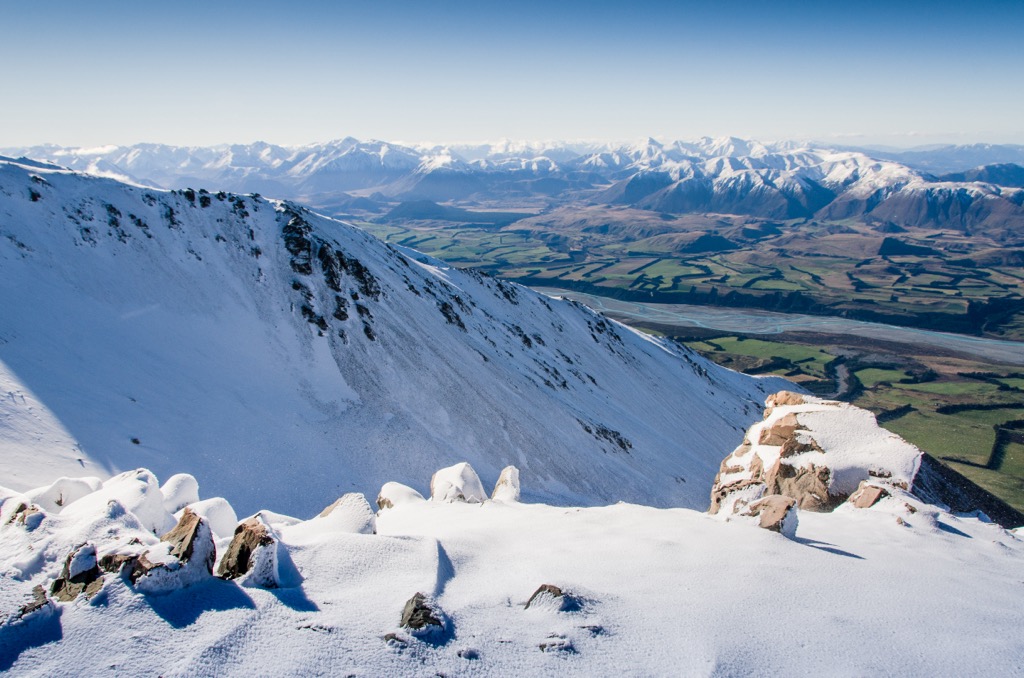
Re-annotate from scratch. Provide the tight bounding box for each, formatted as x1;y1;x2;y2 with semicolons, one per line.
6;138;1024;237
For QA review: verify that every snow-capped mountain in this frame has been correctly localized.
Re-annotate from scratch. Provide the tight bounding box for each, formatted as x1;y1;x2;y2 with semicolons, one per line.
7;138;1024;233
0;157;789;517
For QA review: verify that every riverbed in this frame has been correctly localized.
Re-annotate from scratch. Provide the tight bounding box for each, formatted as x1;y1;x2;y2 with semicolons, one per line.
534;287;1024;366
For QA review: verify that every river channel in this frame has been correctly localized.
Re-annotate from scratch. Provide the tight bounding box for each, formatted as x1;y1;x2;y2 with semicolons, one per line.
533;287;1024;366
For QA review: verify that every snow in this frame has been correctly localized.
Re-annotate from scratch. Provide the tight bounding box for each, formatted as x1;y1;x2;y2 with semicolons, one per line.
177;497;238;541
0;157;788;516
2;465;1022;675
430;462;487;503
160;473;200;513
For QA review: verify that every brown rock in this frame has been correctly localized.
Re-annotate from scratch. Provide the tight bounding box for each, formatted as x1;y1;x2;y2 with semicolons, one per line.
765;459;837;511
18;585;51;618
401;592;444;631
50;544;104;602
767;391;806;408
709;478;762;515
161;508;213;569
7;502;43;529
779;437;823;459
759;413;803;446
850;482;890;509
218;517;276;581
745;495;797;534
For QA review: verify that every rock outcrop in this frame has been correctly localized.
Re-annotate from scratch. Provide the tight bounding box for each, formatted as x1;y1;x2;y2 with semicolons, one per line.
121;508;217;594
710;392;922;534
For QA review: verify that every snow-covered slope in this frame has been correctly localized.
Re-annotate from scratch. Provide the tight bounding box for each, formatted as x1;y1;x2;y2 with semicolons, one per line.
0;157;786;517
2;463;1022;676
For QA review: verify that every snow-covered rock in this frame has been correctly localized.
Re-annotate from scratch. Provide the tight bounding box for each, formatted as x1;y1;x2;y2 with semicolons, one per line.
312;493;377;534
430;462;487;504
217;513;279;588
24;477;102;514
160;473;200;513
2;467;1022;675
376;482;425;511
743;495;799;538
178;497;238;540
709;393;921;516
491;465;521;502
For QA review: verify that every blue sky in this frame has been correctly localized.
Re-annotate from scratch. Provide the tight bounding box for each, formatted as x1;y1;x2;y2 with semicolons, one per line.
2;0;1022;147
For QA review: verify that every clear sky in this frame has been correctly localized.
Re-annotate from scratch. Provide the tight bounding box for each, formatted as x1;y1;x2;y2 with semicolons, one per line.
2;0;1022;148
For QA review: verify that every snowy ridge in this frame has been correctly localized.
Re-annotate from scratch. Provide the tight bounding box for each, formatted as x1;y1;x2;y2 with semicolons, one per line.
6;138;1024;231
2;459;1022;675
0;158;787;517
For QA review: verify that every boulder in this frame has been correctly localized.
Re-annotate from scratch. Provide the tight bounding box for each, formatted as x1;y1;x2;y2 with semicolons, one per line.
24;476;102;513
376;482;425;511
849;482;890;509
218;514;279;587
430;462;487;503
744;494;798;538
400;592;445;633
318;493;376;534
491;466;521;502
50;543;104;602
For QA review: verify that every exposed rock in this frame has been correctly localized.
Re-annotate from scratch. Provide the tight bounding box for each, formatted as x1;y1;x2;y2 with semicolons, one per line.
849;482;890;509
744;495;798;538
400;592;445;633
710;393;920;517
218;514;279;587
764;458;836;511
317;493;377;534
376;482;425;511
491;465;521;502
7;502;44;529
758;413;803;445
525;584;580;612
16;585;52;620
430;462;487;503
128;508;217;594
50;543;104;602
766;391;806;409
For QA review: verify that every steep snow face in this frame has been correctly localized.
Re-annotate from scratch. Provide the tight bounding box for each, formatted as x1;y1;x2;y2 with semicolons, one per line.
0;159;786;516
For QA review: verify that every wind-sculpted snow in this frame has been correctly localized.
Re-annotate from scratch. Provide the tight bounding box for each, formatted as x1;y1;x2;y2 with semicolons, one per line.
2;465;1022;675
0;158;787;516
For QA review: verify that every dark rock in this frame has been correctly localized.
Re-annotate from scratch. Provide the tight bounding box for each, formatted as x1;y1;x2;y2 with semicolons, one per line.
161;507;215;572
50;543;104;602
218;516;277;586
400;592;444;631
18;585;51;618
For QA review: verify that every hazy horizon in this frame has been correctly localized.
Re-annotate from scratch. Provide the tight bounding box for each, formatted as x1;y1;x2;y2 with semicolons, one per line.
3;0;1022;148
